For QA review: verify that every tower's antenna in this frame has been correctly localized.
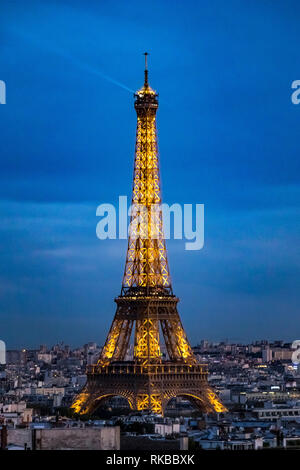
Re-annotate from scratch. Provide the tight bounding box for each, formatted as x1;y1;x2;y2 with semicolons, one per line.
144;52;149;86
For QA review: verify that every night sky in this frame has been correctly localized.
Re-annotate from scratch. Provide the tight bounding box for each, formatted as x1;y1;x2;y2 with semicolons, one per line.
1;1;300;348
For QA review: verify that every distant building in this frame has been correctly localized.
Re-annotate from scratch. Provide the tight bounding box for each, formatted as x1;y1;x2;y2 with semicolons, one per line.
154;421;180;437
37;353;52;364
273;349;292;361
6;349;27;365
1;426;120;450
262;347;272;363
254;407;300;421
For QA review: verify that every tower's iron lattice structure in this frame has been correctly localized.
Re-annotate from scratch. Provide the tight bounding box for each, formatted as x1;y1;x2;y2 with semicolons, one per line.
72;54;226;416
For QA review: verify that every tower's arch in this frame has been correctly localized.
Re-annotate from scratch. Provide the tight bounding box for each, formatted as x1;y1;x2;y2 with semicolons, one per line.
72;389;134;415
93;394;134;411
163;393;207;414
163;390;227;415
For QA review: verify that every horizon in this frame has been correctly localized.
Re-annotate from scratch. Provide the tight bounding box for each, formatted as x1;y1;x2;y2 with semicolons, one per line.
2;337;294;351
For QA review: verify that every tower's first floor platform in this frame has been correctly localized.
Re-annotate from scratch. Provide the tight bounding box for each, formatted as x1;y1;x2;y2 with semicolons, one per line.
71;362;227;416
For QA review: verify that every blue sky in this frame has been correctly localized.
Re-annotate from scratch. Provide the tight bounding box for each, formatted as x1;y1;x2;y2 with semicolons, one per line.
0;0;299;348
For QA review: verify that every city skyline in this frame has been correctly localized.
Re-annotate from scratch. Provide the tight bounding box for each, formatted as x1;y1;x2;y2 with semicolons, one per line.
2;332;299;451
2;337;296;352
1;1;300;348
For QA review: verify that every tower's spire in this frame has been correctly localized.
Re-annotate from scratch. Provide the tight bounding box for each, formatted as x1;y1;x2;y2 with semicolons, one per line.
144;51;149;86
125;52;169;294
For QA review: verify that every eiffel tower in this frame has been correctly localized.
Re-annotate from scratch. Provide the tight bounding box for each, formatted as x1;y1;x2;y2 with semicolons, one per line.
72;54;226;416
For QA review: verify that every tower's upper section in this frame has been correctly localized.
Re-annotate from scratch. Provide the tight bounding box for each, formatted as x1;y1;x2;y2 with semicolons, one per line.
122;53;172;296
134;52;158;116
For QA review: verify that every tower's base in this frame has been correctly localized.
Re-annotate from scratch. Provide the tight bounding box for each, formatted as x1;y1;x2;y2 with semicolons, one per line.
71;362;226;416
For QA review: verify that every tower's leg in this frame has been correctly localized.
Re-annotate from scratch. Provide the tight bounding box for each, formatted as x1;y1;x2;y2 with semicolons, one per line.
71;386;135;415
160;308;196;363
71;386;97;415
99;314;134;364
161;388;227;415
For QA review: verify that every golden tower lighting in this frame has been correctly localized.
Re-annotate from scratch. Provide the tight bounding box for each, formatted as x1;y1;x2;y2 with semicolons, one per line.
72;53;226;416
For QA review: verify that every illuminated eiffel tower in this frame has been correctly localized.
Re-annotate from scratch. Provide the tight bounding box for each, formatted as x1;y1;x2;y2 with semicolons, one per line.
72;54;226;416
